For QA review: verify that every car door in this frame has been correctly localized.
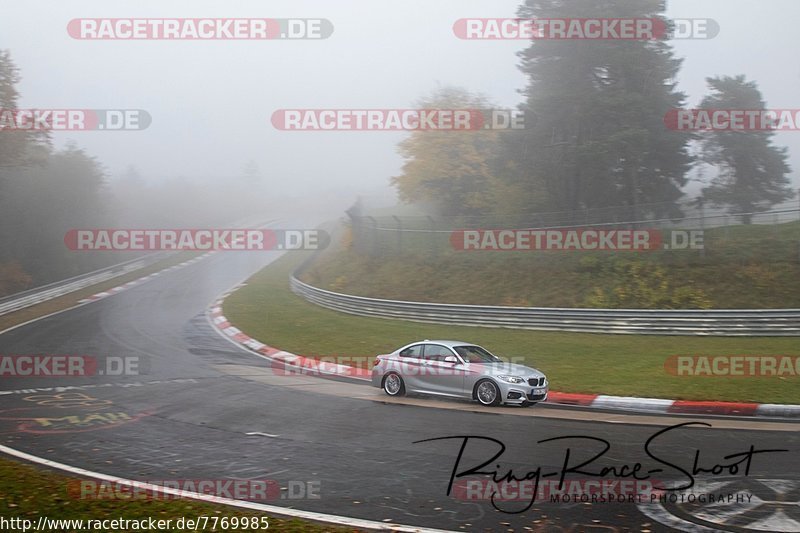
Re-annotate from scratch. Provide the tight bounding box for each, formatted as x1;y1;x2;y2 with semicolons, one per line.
395;343;425;391
418;344;467;397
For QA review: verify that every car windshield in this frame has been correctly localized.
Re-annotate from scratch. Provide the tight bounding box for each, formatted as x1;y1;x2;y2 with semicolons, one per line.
454;345;501;363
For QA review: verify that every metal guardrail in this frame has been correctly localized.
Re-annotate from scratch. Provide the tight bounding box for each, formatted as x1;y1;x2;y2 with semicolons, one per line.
0;253;168;317
290;276;800;336
0;217;279;318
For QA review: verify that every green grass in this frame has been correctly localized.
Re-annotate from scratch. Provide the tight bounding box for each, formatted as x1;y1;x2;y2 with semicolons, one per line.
0;457;355;532
224;251;800;404
302;220;800;309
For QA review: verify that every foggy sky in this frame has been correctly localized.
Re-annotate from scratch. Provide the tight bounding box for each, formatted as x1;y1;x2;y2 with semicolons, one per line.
2;0;799;202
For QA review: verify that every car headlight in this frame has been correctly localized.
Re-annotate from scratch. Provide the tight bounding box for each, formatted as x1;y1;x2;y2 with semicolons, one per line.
497;375;525;384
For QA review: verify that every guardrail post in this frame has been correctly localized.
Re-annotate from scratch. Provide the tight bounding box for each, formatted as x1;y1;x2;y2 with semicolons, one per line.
427;216;438;256
392;215;403;254
366;216;378;257
698;198;706;258
348;215;363;253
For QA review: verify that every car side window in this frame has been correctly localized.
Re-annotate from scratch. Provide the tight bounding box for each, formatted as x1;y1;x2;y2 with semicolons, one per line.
423;344;454;362
399;344;423;359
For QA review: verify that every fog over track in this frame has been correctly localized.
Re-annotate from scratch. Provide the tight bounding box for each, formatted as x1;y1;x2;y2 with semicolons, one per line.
0;239;798;531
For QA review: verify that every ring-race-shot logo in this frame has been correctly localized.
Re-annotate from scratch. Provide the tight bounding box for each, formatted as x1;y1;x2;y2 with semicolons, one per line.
271;109;525;131
665;109;800;131
453;18;719;40
67;18;333;40
0;109;150;131
64;229;328;251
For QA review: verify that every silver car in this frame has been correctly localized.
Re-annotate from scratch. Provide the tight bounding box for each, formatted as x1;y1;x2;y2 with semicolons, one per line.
371;340;548;406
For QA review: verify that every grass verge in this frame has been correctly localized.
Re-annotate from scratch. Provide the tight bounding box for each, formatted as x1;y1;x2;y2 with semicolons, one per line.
224;251;800;405
301;221;800;309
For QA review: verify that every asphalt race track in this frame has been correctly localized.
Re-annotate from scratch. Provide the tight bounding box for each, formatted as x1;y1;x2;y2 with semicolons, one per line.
1;250;798;532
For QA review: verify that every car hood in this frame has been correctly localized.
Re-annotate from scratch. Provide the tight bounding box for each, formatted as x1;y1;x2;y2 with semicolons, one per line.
472;362;545;379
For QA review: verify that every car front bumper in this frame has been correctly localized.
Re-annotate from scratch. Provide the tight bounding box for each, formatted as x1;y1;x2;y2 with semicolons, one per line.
499;383;548;405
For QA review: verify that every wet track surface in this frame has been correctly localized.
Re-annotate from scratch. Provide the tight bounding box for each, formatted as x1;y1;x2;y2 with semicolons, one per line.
1;250;798;532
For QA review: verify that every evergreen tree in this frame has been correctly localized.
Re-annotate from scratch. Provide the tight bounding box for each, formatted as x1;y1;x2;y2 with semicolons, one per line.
699;75;793;223
512;0;693;222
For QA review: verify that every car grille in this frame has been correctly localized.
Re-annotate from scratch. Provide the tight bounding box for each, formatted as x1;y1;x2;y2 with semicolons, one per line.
528;377;546;387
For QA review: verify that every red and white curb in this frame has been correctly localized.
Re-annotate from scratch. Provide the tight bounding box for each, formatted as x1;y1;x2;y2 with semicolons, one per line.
546;391;800;418
208;292;370;381
209;290;800;419
78;253;214;304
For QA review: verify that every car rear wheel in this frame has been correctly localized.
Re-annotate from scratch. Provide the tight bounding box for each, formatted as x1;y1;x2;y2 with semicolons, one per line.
383;372;405;396
475;379;501;406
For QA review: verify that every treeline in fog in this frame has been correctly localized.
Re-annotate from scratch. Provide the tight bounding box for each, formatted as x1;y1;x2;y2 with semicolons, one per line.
0;50;273;295
392;0;794;224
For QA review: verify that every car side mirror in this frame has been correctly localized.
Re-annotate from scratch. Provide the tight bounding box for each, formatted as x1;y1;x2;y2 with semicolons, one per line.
444;355;458;364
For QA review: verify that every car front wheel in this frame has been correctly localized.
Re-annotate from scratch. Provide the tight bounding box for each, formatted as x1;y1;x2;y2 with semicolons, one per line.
383;372;405;396
475;379;501;406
